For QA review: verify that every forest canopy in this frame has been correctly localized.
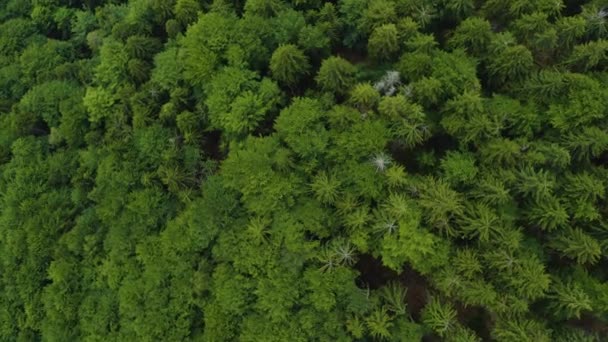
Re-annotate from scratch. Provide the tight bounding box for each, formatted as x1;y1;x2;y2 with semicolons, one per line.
1;0;608;341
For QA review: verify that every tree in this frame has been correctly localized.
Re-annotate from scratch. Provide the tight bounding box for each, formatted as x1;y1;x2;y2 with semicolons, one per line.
275;97;329;158
418;177;464;237
525;196;569;231
206;67;282;137
269;44;310;86
548;280;593;319
366;309;393;340
316;56;356;95
380;282;407;315
422;297;458;338
458;202;501;242
550;228;602;265
298;25;331;58
311;171;341;205
368;23;399;61
492;318;551;342
174;0;201;25
440;151;478;186
486;41;534;85
567;40;608;72
3;1;608;340
562;126;608;161
125;35;161;60
348;83;380;113
449;17;492;55
514;167;555;202
441;0;475;20
244;0;287;18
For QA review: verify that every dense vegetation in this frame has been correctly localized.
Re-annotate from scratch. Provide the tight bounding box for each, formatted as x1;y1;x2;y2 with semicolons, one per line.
1;0;608;340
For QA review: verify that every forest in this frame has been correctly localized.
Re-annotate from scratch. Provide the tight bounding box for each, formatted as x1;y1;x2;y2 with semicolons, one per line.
1;0;608;340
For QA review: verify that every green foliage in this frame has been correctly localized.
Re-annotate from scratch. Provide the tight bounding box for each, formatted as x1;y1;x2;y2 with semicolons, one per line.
316;56;356;95
349;83;380;113
548;279;593;319
311;171;341;205
550;228;602;265
275;97;329;158
2;1;608;341
379;282;407;315
368;23;399;61
487;40;534;85
174;0;200;25
440;151;478;186
366;309;393;340
422;297;458;337
206;67;282;137
492;318;552;342
269;44;310;86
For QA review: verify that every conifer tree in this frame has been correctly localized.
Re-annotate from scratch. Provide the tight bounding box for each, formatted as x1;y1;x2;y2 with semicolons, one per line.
316;56;356;95
2;1;608;340
269;44;310;86
368;23;399;61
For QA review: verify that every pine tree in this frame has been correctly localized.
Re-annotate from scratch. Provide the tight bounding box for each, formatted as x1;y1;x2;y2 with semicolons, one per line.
492;318;551;342
316;56;356;95
366;309;393;340
311;172;341;205
368;24;399;61
487;38;534;84
380;282;408;315
514;167;555;202
174;0;201;26
550;228;602;265
418;178;464;237
525;196;569;231
549;280;593;319
458;202;501;242
422;297;458;337
269;44;310;86
348;83;380;113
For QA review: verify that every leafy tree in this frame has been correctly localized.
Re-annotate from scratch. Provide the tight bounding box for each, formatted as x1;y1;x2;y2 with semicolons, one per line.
179;12;236;88
221;136;300;215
